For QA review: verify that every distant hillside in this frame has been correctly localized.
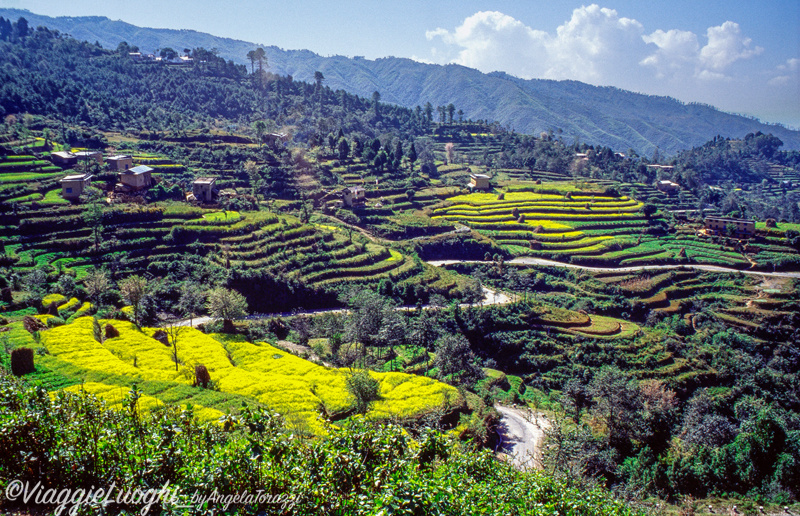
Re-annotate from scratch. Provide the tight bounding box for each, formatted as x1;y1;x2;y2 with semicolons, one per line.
3;8;799;156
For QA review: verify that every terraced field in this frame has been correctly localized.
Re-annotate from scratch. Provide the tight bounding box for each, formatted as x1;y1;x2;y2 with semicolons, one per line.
2;315;457;434
431;185;656;260
427;181;794;269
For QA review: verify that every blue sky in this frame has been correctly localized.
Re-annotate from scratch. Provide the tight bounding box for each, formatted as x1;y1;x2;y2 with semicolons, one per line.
2;0;799;128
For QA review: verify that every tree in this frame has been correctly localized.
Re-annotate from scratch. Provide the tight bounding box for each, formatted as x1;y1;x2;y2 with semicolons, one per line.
207;287;248;331
588;366;642;446
119;275;148;326
159;47;177;61
372;91;381;119
246;50;256;73
255;47;268;74
164;321;186;372
346;370;380;414
408;142;417;172
433;334;483;387
446;103;456;124
337;137;349;161
254;120;266;147
177;282;206;326
83;202;104;252
424;103;434;125
342;289;403;367
83;268;110;307
641;203;657;217
314;71;325;91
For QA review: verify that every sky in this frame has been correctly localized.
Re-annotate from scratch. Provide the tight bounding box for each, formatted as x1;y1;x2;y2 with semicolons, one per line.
2;0;799;128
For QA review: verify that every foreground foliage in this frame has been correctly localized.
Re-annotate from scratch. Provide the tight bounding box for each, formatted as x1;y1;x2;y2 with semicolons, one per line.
0;373;641;515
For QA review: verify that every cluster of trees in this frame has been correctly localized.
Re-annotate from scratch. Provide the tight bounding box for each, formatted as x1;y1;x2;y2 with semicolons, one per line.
0;22;431;145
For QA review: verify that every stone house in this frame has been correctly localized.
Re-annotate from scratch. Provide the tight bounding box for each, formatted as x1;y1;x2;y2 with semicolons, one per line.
704;216;755;238
469;174;491;190
60;173;93;199
192;177;218;202
50;151;78;167
117;165;153;191
342;186;366;207
107;155;133;171
73;151;103;165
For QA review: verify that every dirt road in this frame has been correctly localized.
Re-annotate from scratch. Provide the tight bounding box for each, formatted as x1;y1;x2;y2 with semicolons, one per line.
495;404;550;470
428;257;800;278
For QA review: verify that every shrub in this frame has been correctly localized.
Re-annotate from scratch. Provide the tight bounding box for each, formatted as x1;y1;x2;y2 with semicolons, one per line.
10;347;34;376
346;370;380;414
105;323;119;339
46;316;65;328
22;315;46;333
152;329;169;346
195;364;211;388
268;318;290;339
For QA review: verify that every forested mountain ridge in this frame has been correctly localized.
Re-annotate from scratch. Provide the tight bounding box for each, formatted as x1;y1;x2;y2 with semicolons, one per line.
3;7;798;157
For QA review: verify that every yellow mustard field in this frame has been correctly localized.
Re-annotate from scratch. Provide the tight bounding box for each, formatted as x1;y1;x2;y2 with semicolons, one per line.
39;318;457;433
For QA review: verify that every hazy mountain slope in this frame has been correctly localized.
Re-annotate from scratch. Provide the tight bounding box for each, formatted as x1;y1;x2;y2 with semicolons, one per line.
3;8;798;155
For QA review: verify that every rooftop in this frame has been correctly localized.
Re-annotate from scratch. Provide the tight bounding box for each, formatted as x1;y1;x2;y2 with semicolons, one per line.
124;165;154;175
61;173;92;182
193;177;217;185
704;216;754;223
108;155;132;160
471;174;490;179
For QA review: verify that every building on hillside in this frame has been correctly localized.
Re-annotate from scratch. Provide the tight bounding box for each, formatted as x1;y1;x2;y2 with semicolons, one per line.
192;177;218;202
60;173;93;200
263;133;289;147
107;155;133;171
117;165;153;192
73;151;103;165
50;151;78;167
657;180;680;192
704;216;755;238
469;174;491;191
342;186;366;207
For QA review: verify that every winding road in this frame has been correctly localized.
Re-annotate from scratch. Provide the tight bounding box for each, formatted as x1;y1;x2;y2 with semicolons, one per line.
428;257;800;278
495;405;551;470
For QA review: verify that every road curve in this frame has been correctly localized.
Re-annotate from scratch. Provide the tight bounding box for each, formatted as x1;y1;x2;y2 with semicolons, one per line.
176;285;511;327
428;257;800;278
495;404;550;470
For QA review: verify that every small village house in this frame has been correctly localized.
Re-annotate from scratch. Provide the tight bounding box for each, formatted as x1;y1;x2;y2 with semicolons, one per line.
50;151;78;167
73;151;103;165
107;155;133;172
657;180;680;193
192;177;217;202
469;174;491;191
704;216;755;238
117;165;153;191
342;186;366;207
60;173;93;200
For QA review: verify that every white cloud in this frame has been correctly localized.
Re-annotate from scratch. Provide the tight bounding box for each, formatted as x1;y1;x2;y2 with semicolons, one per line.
699;21;762;72
421;5;797;127
424;5;767;87
425;6;645;84
769;57;800;86
640;29;699;78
